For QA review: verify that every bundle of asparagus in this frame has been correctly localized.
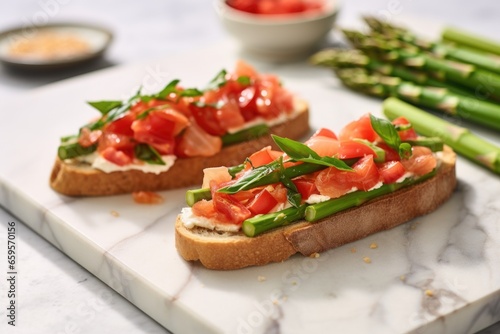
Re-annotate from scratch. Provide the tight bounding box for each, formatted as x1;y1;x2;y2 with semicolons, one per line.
310;17;500;132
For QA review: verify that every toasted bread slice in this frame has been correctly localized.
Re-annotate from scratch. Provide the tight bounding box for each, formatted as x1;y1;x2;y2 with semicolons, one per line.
50;104;309;196
175;146;457;270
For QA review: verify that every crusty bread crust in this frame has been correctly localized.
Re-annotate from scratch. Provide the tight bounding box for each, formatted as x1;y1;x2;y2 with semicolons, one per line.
50;107;309;196
175;146;457;270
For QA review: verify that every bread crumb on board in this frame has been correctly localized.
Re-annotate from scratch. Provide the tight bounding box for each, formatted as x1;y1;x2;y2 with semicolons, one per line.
363;256;371;264
110;210;120;217
257;275;266;282
310;252;320;258
425;289;434;297
370;242;378;249
351;247;357;253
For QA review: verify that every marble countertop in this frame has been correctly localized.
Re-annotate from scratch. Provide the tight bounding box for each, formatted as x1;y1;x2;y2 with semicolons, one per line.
0;1;499;333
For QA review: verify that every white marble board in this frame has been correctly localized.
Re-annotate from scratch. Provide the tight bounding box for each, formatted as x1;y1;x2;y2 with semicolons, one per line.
1;20;499;334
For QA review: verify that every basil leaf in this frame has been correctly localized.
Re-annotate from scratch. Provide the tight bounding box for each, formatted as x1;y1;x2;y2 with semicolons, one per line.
277;158;301;208
272;135;352;171
134;144;166;165
370;114;401;151
219;160;281;194
272;135;321;160
179;88;203;97
87;100;123;115
205;69;228;91
155;79;180;99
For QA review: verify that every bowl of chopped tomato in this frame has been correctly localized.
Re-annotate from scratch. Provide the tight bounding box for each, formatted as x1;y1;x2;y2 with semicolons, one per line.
215;0;340;61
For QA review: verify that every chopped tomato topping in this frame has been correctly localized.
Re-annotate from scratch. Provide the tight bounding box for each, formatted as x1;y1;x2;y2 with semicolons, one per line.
216;96;246;130
132;191;164;204
100;147;132;166
98;132;135;153
247;146;282;168
104;113;135;137
293;178;319;200
378;161;406;184
339;114;378;142
192;199;217;219
337;140;376;160
315;155;380;197
392;116;418;140
305;135;340;157
78;128;102;147
315;166;356;199
227;0;324;15
79;60;295;166
132;109;189;143
247;188;278;215
175;121;222;157
311;128;338;140
350;155;381;191
377;142;400;162
233;59;258;78
213;192;252;224
202;167;232;189
401;146;437;176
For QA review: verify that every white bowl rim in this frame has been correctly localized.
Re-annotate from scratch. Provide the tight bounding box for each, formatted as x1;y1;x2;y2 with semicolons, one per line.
214;0;340;26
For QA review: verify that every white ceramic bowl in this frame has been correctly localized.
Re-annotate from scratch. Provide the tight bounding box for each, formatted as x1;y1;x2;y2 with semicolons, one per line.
215;0;340;61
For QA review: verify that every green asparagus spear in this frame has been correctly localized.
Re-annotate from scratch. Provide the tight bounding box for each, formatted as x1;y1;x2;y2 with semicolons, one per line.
363;16;500;75
442;26;500;56
383;97;500;174
335;68;500;131
242;169;436;237
310;49;475;97
342;29;500;100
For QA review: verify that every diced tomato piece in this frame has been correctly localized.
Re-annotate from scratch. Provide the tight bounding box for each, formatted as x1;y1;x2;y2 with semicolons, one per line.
401;146;437;176
268;184;288;205
339;114;378;142
78;128;102;147
213;192;252;224
378;161;406;184
233;59;258;79
247;146;282;168
133;109;189;141
216;96;246;130
311;128;338;140
337;140;376;160
350;155;381;191
202;167;232;189
105;113;135;137
392;116;418;140
238;86;258;121
149;138;176;155
129;100;149;114
246;189;278;215
192;199;217;219
316;155;380;197
293;178;319;200
315;166;356;198
100;147;132;166
189;102;227;136
98;132;135;152
305;135;340;157
254;75;292;118
377;142;400;162
175;121;222;157
132;191;164;204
